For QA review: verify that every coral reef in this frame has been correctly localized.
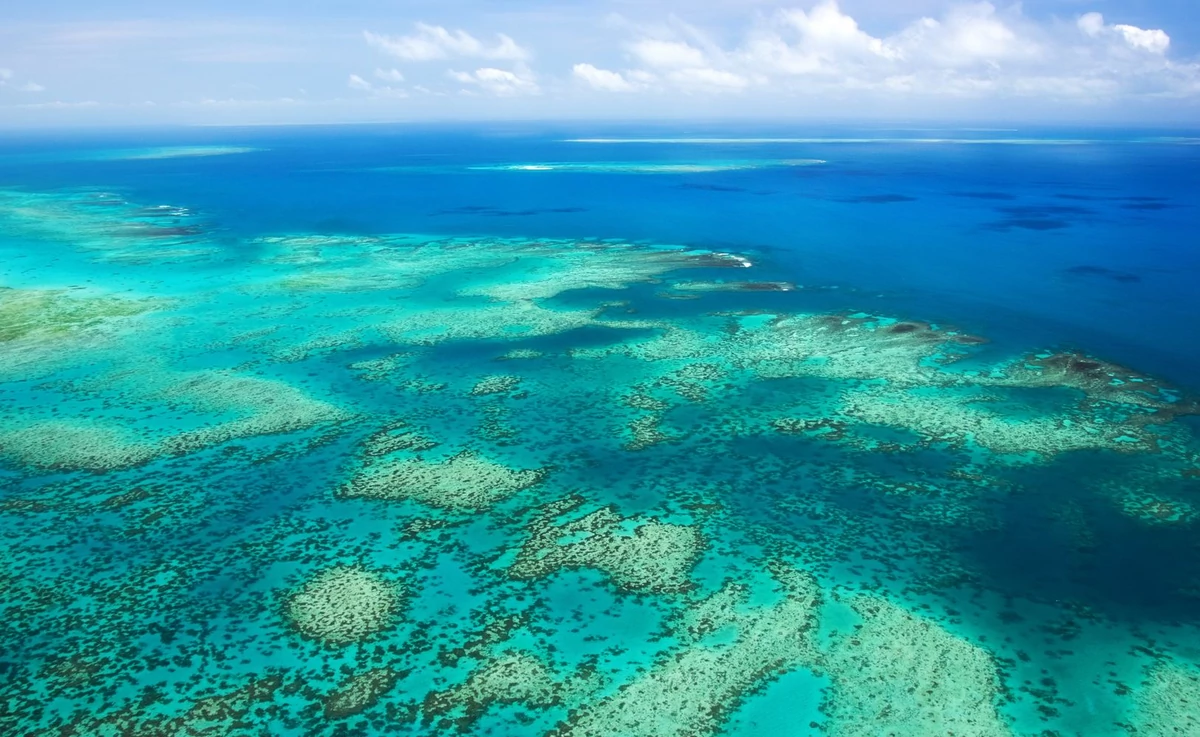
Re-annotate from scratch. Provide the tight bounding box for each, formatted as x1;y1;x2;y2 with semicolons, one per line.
1131;661;1200;734
360;427;440;456
469;375;523;397
381;300;655;346
4;178;1200;737
624;414;681;451
157;371;355;456
823;596;1012;737
509;496;703;593
341;450;547;511
322;667;404;719
497;348;544;361
423;652;587;729
0;369;353;472
1114;489;1198;526
286;565;403;645
0;188;219;262
0;286;162;343
0;419;159;472
670;280;797;293
554;563;821;736
840;386;1154;456
59;675;284;735
983;352;1199;417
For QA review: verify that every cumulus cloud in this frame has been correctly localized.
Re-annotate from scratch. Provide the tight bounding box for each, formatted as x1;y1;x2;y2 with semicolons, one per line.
364;24;529;62
1078;13;1170;54
576;1;1195;100
449;67;539;96
347;74;372;91
573;63;637;92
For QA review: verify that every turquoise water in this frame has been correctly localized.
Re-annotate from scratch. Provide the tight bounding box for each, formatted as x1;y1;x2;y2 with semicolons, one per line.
1;124;1199;735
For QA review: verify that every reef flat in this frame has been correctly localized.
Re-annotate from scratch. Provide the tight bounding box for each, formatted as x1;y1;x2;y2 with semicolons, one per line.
1;143;1199;737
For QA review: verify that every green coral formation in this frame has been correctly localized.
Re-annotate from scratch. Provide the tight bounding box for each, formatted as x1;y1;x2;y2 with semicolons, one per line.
1131;662;1200;734
0;369;353;472
823;595;1012;737
59;675;284;735
359;423;440;456
341;449;547;511
0;286;160;343
0;285;168;379
470;375;524;397
286;565;403;646
0;420;158;472
381;300;654;346
156;371;355;456
322;667;403;719
1113;489;1198;526
424;652;588;728
497;348;544;361
839;386;1155;456
577;309;1194;460
554;564;821;736
509;496;703;593
0;188;218;263
624;414;681;451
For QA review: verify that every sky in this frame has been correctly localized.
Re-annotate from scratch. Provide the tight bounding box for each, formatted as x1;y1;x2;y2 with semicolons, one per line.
1;0;1199;127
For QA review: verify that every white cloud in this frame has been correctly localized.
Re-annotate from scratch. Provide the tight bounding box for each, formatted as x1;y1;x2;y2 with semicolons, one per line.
1114;25;1171;55
630;39;707;69
1078;12;1170;55
575;2;1195;101
1078;13;1106;38
364;24;529;62
0;69;12;80
374;68;405;83
779;1;897;62
347;72;408;99
449;67;539;96
898;3;1037;67
573;63;636;92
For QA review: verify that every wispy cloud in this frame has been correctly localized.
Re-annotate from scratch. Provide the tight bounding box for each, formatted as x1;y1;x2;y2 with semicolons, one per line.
362;22;535;98
374;68;405;83
572;63;638;92
364;24;530;62
346;72;409;99
449;67;539;96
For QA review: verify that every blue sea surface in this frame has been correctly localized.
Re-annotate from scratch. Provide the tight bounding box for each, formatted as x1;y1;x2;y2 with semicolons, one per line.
0;123;1198;735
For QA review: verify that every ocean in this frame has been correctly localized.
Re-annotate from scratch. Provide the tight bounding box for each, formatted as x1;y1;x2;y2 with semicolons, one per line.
0;123;1198;735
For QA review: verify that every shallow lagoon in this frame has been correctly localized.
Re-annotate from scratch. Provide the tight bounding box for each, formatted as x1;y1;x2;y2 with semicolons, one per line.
1;125;1199;735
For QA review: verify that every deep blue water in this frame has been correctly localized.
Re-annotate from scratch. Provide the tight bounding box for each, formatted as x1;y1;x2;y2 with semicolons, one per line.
5;124;1197;384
